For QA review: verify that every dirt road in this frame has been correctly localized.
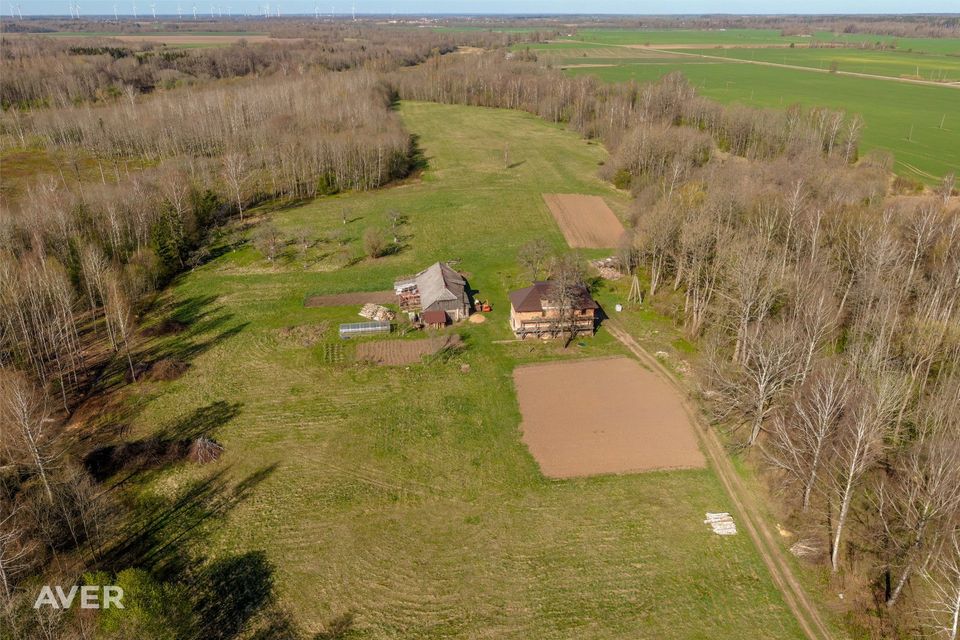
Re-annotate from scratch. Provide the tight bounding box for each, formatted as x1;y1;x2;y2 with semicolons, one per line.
606;321;835;640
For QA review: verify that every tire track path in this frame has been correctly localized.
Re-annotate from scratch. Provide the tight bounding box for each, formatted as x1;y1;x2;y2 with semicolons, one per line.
606;321;835;640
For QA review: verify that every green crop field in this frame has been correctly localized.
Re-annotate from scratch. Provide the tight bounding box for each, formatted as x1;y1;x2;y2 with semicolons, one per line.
522;31;960;184
686;47;960;81
565;27;960;54
115;102;808;638
570;28;805;46
565;60;958;182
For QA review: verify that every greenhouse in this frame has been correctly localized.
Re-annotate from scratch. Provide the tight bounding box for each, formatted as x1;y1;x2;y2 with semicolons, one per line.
338;321;392;340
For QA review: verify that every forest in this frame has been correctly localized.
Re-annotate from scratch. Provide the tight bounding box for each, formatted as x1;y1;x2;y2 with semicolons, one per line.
1;18;959;640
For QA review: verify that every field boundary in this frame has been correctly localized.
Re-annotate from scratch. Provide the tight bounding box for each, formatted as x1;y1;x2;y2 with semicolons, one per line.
606;321;834;640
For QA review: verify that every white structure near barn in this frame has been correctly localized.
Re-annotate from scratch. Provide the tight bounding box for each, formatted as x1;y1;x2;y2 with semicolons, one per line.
393;262;471;323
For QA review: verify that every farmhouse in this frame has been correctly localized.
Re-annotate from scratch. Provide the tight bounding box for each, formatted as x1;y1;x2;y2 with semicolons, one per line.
508;281;598;338
394;262;472;322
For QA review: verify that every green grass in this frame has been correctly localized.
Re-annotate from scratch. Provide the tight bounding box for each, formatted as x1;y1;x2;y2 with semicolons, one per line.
686;47;960;82
566;27;960;55
570;28;806;46
565;59;959;183
122;102;806;638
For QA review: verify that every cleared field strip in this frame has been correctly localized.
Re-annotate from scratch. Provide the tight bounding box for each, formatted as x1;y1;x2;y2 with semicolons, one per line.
542;193;626;248
514;357;705;478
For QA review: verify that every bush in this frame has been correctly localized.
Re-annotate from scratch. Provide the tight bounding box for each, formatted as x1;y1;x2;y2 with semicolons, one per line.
362;227;387;259
612;169;632;190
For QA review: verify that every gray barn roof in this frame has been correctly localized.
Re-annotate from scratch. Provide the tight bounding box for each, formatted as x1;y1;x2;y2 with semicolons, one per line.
415;262;467;310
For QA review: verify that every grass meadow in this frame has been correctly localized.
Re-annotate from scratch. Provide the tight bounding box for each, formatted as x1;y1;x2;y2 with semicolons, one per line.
115;102;807;638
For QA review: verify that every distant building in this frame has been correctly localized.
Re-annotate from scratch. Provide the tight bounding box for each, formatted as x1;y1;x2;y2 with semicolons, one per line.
394;262;471;323
508;281;598;339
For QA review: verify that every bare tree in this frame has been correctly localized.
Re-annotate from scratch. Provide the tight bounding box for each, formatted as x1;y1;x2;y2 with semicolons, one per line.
765;360;850;511
0;506;31;600
253;224;284;263
0;371;58;502
222;152;251;222
706;322;802;446
880;387;960;607
829;385;888;572
548;253;587;347
920;533;960;640
517;238;553;282
362;227;387;259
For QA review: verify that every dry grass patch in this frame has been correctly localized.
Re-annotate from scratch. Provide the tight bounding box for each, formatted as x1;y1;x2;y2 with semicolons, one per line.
542;193;626;248
514;356;705;478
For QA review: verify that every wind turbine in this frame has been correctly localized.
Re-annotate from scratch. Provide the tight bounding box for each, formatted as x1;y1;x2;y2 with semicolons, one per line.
177;1;182;19
192;3;197;19
351;1;354;21
314;4;318;19
113;3;118;22
151;2;156;18
132;0;137;19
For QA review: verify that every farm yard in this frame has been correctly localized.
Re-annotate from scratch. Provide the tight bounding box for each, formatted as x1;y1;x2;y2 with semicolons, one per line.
116;101;808;638
514;357;705;478
542;193;627;249
526;29;960;183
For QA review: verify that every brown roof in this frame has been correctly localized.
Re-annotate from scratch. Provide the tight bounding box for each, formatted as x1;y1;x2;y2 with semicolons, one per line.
422;309;448;325
508;281;599;313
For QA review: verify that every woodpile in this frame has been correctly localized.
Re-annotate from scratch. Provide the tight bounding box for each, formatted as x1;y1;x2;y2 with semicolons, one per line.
359;304;396;323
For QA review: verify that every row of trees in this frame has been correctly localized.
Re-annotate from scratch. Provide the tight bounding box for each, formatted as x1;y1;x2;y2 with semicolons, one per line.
0;24;511;110
628;156;958;635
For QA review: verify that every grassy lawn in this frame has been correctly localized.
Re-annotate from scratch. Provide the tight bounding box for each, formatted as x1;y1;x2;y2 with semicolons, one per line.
119;102;805;638
564;59;960;184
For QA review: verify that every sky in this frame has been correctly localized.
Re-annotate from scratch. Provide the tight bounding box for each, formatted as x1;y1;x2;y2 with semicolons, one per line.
4;0;959;17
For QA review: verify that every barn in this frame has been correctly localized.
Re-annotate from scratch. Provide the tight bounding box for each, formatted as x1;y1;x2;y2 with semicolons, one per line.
394;262;471;323
508;281;598;338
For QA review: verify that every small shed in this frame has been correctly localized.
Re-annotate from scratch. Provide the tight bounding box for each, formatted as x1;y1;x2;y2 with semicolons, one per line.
339;321;391;340
422;310;448;329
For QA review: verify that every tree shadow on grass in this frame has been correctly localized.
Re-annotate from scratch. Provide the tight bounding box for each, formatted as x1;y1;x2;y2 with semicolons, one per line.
194;550;276;640
83;400;242;482
100;463;277;579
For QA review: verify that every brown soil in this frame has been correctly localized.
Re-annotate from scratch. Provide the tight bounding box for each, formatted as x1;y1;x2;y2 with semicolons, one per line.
355;334;462;366
542;194;627;249
304;290;395;307
513;357;704;478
